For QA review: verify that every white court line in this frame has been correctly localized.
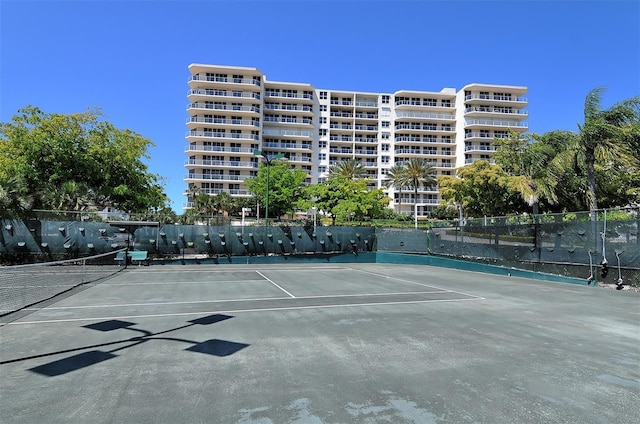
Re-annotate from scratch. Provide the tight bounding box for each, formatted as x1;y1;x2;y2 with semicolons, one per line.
346;267;484;299
120;266;349;274
105;279;266;286
7;297;484;325
30;290;450;310
255;270;295;298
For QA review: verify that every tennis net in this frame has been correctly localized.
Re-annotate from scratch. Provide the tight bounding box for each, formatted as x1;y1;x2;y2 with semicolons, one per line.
0;248;127;317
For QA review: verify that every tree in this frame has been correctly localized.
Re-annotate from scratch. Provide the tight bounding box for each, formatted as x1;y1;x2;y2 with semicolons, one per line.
493;131;560;215
570;88;639;211
0;106;167;215
438;160;526;217
245;161;308;219
404;157;437;209
303;176;390;225
328;158;366;180
383;164;409;213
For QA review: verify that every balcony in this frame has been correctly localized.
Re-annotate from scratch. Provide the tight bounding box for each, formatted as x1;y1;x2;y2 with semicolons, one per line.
187;89;261;101
354;137;378;143
185;159;258;169
395;111;456;121
354;149;377;155
188;75;261;87
185;145;255;154
465;145;497;152
264;91;314;100
187;103;260;114
465;119;528;129
464;94;527;106
354;113;378;120
262;142;313;150
262;129;312;139
186;117;260;128
264;116;313;125
464;106;528;118
354;124;378;131
354;101;378;108
186;131;259;141
184;173;244;182
264;103;313;113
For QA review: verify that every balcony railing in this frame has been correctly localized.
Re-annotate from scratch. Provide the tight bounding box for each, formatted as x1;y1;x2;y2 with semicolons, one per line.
354;113;378;119
395;100;453;108
186;160;258;168
265;92;313;100
188;75;261;87
329;148;353;154
262;129;312;138
185;173;244;181
187;131;260;141
465;145;497;152
187;117;260;127
188;103;260;114
185;145;255;154
354;125;378;131
395;111;455;120
354;101;378;108
188;89;261;100
264;104;313;112
465;94;527;102
464;107;528;115
465;120;528;128
262;142;312;150
354;137;378;143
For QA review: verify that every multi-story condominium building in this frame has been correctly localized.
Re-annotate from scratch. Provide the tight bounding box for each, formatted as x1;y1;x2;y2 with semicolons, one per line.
185;64;528;216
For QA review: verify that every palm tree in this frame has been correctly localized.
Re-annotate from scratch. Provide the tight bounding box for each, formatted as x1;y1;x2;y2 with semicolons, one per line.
404;157;437;211
573;88;640;211
328;158;366;180
383;164;409;213
215;191;233;216
494;131;560;215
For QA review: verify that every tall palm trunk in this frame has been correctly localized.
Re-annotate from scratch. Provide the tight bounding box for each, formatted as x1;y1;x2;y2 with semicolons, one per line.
585;146;597;211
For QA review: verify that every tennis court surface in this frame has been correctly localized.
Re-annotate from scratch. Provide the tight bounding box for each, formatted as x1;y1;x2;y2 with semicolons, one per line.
1;263;638;423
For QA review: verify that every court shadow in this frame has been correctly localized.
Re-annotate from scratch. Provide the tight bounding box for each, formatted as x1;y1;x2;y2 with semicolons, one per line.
189;314;233;325
83;320;136;331
10;313;246;376
186;339;249;357
29;350;117;376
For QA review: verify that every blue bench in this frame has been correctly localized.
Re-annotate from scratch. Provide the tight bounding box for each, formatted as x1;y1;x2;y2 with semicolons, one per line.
115;250;149;266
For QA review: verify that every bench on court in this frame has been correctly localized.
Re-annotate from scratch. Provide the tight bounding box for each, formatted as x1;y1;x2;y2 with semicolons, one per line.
115;250;149;266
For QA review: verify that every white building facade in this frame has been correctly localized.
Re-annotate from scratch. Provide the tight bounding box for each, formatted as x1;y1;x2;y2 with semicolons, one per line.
185;64;528;216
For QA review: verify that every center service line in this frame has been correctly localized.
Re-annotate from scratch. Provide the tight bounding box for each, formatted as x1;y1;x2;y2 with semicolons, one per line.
256;270;296;298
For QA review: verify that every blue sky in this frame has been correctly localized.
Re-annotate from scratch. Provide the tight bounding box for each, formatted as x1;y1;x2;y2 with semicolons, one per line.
1;0;638;213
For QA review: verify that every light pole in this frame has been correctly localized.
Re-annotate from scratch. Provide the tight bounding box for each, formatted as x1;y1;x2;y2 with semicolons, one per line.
253;150;285;234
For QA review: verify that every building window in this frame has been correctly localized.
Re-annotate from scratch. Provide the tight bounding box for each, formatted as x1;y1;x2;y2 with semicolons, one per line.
381;156;390;163
381;121;390;128
318;153;326;161
381;95;390;104
381;143;390;151
319;91;328;100
381;132;390;140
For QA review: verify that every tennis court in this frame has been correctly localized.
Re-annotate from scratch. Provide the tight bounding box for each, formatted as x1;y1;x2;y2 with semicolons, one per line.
1;263;638;423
